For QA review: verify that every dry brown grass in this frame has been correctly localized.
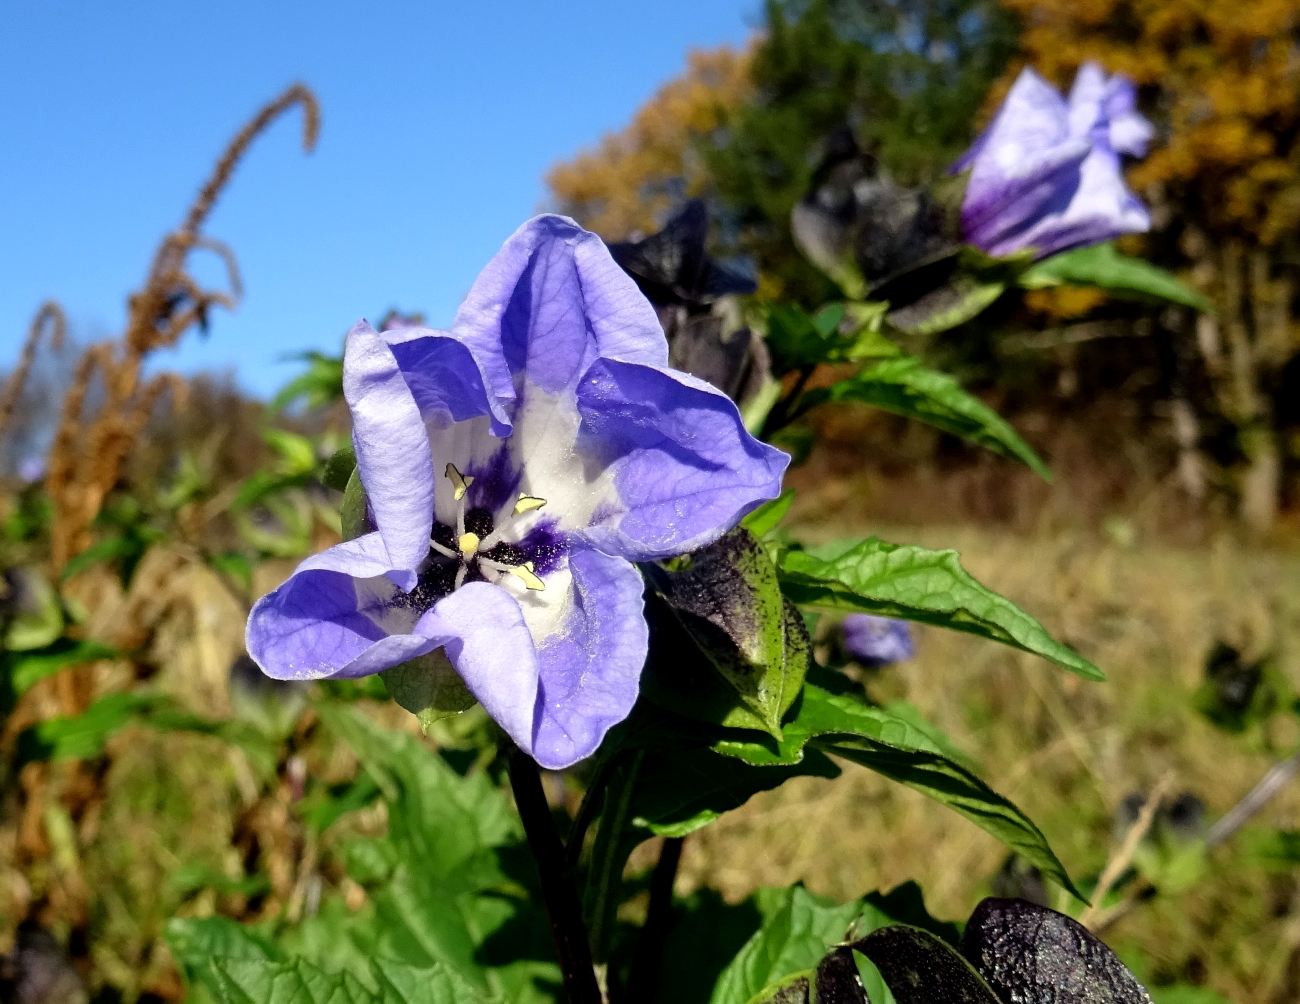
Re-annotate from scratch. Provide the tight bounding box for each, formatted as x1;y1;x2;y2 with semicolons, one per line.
674;518;1300;1003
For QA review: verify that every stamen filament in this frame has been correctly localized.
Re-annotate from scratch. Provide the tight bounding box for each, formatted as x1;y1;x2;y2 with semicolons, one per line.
429;539;457;559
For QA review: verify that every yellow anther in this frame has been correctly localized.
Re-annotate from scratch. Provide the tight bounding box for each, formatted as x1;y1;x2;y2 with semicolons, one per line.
508;561;545;591
513;494;547;516
458;532;480;557
445;463;474;501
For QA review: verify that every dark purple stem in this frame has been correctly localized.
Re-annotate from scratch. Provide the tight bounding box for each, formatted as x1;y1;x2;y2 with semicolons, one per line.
507;746;603;1004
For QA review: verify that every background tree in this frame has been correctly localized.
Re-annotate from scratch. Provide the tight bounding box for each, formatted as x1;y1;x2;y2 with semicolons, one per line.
546;47;751;241
999;0;1300;532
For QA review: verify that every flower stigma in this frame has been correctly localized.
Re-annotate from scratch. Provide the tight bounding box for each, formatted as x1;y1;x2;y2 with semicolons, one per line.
428;463;548;593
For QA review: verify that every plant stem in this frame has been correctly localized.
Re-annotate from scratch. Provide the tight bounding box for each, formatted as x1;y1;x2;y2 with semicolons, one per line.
761;365;815;437
507;746;603;1004
627;837;684;1004
566;752;623;870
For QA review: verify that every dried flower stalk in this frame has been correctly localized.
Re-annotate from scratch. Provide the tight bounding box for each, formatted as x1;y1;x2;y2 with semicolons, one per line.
0;301;66;446
45;84;319;571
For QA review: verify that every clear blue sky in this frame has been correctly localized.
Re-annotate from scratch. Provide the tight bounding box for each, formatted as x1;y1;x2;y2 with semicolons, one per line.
0;1;757;398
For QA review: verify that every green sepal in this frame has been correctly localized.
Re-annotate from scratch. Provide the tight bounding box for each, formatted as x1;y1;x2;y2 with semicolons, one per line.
381;651;477;734
848;926;1000;1004
323;445;358;491
1019;241;1213;312
742;490;796;538
646;528;809;738
778;537;1101;680
341;468;369;541
745;971;813;1004
797;357;1049;479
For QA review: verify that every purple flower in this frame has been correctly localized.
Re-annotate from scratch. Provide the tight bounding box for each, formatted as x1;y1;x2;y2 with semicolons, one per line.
841;614;914;668
246;216;788;769
16;455;45;484
953;62;1153;259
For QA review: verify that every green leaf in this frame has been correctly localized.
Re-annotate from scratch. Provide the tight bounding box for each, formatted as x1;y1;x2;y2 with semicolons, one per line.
209;957;492;1004
3;568;64;650
630;745;840;839
382;652;478;733
709;886;864;1004
646;529;809;738
742;490;796;539
853;950;897;1004
1020;242;1213;313
778;537;1101;680
886;274;1006;336
270;350;345;414
850;926;1000;1004
765;304;843;373
799;357;1049;479
15;691;160;765
297;774;383;833
715;686;1083;900
170;863;271;898
6;638;117;695
164;916;284;999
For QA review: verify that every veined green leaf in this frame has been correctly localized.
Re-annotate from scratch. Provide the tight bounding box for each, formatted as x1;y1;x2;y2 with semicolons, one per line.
798;357;1049;479
210;956;493;1004
715;686;1083;900
778;538;1100;679
1020;242;1213;313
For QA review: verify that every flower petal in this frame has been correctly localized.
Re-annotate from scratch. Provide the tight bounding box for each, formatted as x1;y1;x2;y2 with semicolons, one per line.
247;533;439;681
1068;61;1153;158
421;582;541;755
1005;141;1151;258
530;548;647;769
451;215;668;407
343;321;436;578
382;323;510;436
573;358;789;560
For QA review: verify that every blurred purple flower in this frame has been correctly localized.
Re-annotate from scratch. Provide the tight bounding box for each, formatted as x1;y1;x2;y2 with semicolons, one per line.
841;614;914;668
246;216;788;769
17;455;45;484
953;62;1153;259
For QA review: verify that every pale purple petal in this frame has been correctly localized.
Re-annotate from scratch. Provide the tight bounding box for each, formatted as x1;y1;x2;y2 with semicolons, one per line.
1068;61;1153;157
531;548;647;769
247;533;439;680
420;582;541;754
381;324;510;436
574;358;789;560
343;321;435;580
451;215;668;406
842;614;915;667
1002;141;1151;258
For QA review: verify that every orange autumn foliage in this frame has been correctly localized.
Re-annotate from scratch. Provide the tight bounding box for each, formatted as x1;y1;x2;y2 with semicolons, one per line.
1001;0;1300;246
546;46;753;241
